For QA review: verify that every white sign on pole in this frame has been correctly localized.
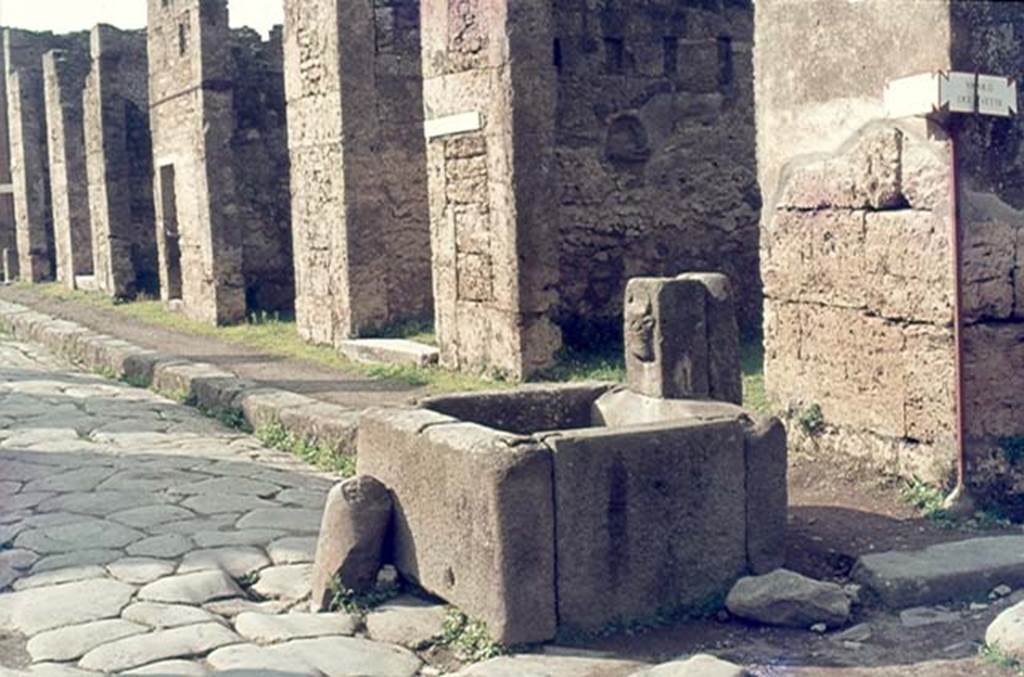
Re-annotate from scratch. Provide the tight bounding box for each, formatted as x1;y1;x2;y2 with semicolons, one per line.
977;75;1019;117
940;71;977;114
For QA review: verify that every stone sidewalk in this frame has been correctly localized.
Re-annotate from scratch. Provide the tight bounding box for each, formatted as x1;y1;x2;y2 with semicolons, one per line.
0;335;431;676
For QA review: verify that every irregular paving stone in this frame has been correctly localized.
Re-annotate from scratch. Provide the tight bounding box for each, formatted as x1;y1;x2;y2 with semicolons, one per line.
35;491;167;516
120;659;209;676
137;570;243;605
173;477;282;497
106;558;177;585
630;655;749;677
2;492;57;511
126;534;193;559
0;549;39;571
236;508;322;533
29;549;122;574
146;514;240;535
900;606;961;628
310;477;392;611
725;569;851;628
22;466;117;494
203;598;292;618
0;578;135;635
177;547;271;578
852;536;1024;608
267;636;421;677
107;505;196;529
364;596;447;649
78;622;241;672
191;529;285;548
12;565;108;591
121;602;224;629
986;599;1024;661
95;468;210;493
234;611;357;644
180;493;276;515
26;618;148;662
206;642;321;675
267;536;317;565
253;564;313;602
275;488;327;509
455;652;646;676
14;519;144;554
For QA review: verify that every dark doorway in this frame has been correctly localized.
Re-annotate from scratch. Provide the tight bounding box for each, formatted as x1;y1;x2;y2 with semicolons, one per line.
158;164;183;301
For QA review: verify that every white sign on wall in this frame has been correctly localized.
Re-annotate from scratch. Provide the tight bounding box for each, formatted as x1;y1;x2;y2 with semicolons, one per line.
885;71;1018;118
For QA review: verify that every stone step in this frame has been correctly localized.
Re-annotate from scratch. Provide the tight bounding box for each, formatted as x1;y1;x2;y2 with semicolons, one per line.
337;338;439;368
74;275;98;292
851;535;1024;608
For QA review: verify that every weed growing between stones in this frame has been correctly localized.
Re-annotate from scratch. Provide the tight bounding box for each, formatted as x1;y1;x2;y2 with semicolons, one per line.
236;570;260;590
327;576;401;617
441;610;506;662
256;422;356;477
198;405;251;433
980;643;1023;674
797;403;825;436
158;386;195;406
901;477;1013;530
119;373;150;389
93;365;118;380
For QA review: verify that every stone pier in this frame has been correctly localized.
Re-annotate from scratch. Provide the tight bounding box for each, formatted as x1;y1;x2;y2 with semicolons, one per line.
43;47;92;289
0;44;16;281
147;0;293;324
283;0;433;346
757;0;1024;510
84;25;159;299
4;29;87;282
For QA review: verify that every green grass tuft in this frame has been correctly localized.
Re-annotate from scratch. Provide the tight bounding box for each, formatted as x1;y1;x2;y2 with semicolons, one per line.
797;403;825;436
981;643;1024;674
328;576;401;616
255;422;355;477
740;339;768;414
441;609;507;663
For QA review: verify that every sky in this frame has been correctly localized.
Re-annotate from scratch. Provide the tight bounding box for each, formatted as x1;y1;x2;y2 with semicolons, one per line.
0;0;284;36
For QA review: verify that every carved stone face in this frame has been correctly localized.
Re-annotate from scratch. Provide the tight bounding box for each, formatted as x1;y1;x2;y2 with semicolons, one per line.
625;290;655;363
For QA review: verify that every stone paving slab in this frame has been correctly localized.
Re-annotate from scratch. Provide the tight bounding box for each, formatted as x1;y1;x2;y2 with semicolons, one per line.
852;536;1024;608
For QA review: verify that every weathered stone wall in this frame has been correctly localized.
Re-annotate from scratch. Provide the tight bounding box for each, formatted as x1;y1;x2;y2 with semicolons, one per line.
283;0;432;346
553;0;760;340
758;0;1024;510
85;25;159;299
422;1;563;380
0;43;16;280
4;29;87;282
231;27;294;313
43;47;92;288
148;0;293;324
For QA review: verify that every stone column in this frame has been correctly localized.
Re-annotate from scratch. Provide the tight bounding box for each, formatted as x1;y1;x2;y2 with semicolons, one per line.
148;0;244;324
757;0;1024;505
43;47;92;289
85;25;159;300
422;1;562;380
283;0;431;345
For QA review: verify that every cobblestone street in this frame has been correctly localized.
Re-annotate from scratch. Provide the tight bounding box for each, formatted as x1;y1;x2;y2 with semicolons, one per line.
0;336;427;676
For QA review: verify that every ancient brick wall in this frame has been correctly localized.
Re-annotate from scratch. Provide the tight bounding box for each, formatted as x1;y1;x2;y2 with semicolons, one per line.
422;0;562;380
148;0;293;324
4;29;88;282
758;0;1024;510
85;25;159;299
552;0;760;341
43;47;92;288
283;0;431;345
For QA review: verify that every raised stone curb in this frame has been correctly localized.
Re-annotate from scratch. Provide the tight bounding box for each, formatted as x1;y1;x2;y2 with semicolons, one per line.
0;300;360;459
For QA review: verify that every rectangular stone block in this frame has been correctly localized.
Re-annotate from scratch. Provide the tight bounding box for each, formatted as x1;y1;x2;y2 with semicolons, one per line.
357;407;557;645
678;272;742;404
547;419;747;632
743;416;788;574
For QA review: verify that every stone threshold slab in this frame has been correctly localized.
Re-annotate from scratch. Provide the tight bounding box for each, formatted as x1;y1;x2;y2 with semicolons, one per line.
338;338;438;368
0;299;358;458
852;535;1024;608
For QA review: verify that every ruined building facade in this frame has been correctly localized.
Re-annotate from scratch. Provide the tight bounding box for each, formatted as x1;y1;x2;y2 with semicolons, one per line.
5;29;88;282
43;46;92;288
757;0;1024;508
283;0;433;347
147;0;293;325
85;25;159;299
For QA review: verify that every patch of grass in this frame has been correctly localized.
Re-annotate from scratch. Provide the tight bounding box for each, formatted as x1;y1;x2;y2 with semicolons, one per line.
119;374;150;389
328;576;401;616
981;643;1024;674
901;477;950;523
441;609;507;663
32;284;493;394
256;422;356;477
197;405;251;432
157;386;194;405
93;365;118;380
236;571;260;589
741;338;768;414
797;403;825;436
535;345;626;383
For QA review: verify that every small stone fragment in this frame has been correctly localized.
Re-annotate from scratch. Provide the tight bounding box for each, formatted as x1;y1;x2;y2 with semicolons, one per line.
987;599;1024;661
310;476;392;611
810;623;827;633
629;654;749;677
833;623;872;643
900;606;960;628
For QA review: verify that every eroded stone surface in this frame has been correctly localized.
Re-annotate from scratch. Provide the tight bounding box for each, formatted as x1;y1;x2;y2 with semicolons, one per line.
78;622;241;672
234;611;357;644
26;618;148;662
137;570;243;605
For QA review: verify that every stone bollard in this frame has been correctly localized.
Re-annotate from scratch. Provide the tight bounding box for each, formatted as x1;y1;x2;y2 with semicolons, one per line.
624;273;742;403
309;475;393;612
